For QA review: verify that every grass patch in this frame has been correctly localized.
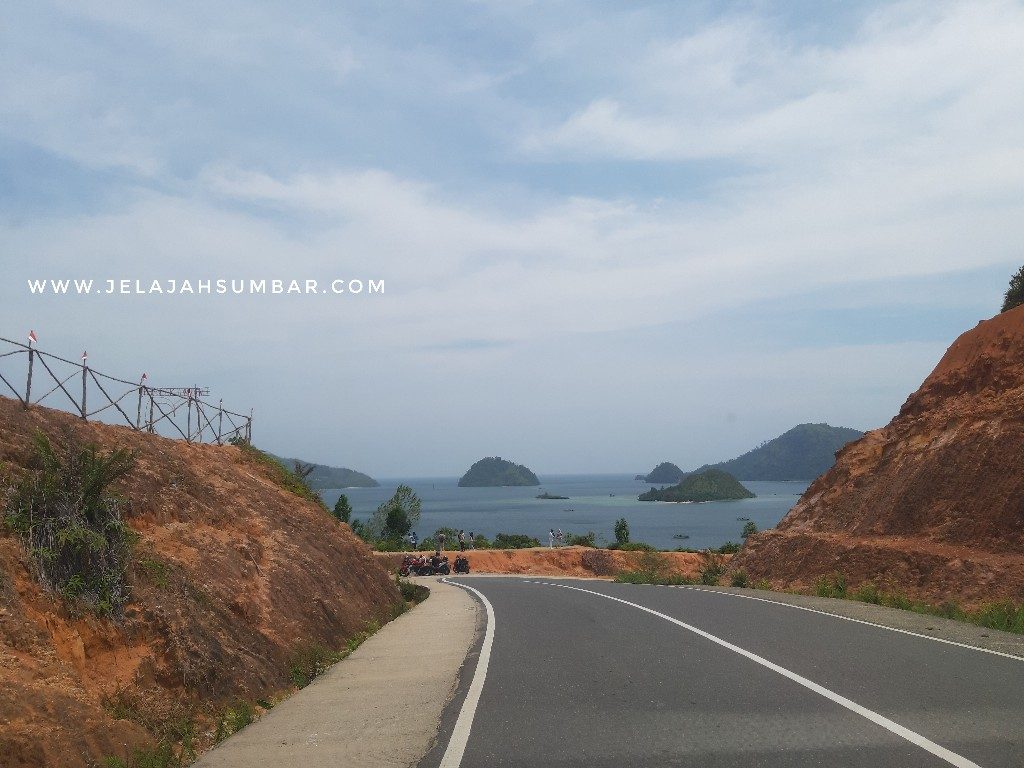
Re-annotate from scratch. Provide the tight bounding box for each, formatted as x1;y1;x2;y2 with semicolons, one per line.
396;577;429;605
136;556;171;589
805;573;1024;636
232;440;328;512
614;550;697;585
287;618;384;688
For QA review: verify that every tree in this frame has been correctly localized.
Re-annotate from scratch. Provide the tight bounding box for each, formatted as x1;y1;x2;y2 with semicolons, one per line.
741;521;758;539
614;517;630;545
332;494;352;523
1002;266;1024;313
370;484;422;541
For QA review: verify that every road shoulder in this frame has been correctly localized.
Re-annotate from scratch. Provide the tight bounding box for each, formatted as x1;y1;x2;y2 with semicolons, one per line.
193;577;480;768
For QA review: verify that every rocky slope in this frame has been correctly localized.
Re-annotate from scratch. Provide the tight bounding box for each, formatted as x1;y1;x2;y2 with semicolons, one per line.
732;307;1024;605
0;396;399;768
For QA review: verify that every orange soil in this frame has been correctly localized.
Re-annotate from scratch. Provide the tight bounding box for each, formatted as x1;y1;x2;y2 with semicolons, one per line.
732;306;1024;606
0;396;398;768
376;546;712;579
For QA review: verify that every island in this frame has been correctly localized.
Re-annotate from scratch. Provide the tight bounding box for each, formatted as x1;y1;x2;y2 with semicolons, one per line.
458;456;540;487
638;468;755;502
695;423;863;481
642;461;686;484
536;492;570;500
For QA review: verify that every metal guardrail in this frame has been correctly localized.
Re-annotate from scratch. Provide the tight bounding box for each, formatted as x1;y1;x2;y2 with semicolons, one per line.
0;335;252;444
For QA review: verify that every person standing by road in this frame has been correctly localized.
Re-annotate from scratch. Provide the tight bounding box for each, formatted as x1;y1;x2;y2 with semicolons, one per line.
468;531;475;549
556;528;564;547
458;529;466;551
437;531;447;555
549;529;555;548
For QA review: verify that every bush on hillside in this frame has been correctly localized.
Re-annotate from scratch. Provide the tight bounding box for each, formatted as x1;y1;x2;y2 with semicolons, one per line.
1002;265;1024;312
3;432;137;616
492;533;541;549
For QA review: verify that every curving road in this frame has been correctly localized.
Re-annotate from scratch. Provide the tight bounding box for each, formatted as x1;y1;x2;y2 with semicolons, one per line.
420;578;1024;768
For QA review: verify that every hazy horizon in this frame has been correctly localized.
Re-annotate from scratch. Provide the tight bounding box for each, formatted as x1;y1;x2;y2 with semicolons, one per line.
3;1;1022;475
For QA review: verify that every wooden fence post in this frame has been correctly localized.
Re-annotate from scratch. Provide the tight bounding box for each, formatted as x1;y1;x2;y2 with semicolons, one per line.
25;348;34;408
81;363;87;419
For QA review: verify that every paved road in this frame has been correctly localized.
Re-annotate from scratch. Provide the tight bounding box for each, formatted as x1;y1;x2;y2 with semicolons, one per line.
421;578;1024;768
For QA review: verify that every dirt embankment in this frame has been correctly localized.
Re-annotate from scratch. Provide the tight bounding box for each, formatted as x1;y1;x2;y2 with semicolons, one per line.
0;396;399;768
732;306;1024;605
376;547;711;578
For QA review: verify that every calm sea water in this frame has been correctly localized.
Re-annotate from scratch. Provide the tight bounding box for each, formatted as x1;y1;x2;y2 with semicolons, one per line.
320;475;808;551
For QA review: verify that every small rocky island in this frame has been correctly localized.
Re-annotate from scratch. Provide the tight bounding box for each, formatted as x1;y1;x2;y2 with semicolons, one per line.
639;468;754;502
536;492;570;500
641;461;686;484
458;456;540;487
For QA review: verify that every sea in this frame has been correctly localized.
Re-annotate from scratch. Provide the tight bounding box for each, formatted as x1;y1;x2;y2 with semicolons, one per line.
319;475;809;551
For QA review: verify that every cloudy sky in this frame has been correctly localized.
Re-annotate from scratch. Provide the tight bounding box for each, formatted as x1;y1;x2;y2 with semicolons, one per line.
2;0;1022;476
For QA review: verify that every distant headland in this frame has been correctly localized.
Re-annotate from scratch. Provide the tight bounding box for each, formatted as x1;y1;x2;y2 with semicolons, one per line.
458;457;540;487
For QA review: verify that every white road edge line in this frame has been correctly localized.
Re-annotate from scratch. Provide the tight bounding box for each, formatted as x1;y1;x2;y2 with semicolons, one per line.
437;579;496;768
537;581;984;768
675;586;1023;662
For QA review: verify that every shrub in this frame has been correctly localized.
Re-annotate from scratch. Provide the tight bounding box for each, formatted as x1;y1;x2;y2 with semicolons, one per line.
741;521;758;539
369;486;422;542
288;643;344;688
4;432;137;616
698;551;726;585
396;577;429;605
814;572;847;599
613;517;630;544
492;533;541;549
332;494;352;523
730;569;749;588
716;541;741;554
1002;265;1024;313
607;541;655;552
851;581;882;604
614;550;696;585
753;578;772;590
471;534;491;549
564;531;596;547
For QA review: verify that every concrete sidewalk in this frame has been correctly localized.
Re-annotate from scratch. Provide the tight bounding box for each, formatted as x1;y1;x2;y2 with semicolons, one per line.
194;578;479;768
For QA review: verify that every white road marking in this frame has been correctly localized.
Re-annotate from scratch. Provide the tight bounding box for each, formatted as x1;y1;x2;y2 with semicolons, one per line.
537;581;985;768
437;579;496;768
674;585;1023;662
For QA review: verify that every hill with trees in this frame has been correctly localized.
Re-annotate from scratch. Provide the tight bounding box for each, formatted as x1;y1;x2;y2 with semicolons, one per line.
266;452;379;488
639;469;755;502
698;423;863;481
641;461;686;484
458;457;540;487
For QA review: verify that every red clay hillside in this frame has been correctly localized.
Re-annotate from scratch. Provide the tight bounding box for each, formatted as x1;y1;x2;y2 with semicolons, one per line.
0;395;399;768
732;305;1024;605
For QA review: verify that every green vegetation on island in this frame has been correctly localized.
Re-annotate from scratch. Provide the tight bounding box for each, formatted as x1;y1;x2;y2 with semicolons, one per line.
641;461;685;484
265;452;379;489
639;468;755;503
697;423;863;481
458;456;540;487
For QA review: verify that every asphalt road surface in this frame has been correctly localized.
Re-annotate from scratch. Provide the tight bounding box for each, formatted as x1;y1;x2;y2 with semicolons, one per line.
420;578;1024;768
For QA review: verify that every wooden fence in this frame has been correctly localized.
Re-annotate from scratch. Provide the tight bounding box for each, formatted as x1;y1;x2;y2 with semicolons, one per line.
0;336;252;444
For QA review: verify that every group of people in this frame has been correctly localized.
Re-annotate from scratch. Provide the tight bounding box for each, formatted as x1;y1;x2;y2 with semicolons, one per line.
548;528;565;547
404;529;475;552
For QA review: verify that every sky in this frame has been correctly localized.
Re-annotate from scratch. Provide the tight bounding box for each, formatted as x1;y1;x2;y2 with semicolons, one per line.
1;0;1023;477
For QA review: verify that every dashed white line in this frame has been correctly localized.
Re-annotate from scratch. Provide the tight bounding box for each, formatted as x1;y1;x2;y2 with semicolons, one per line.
536;580;984;768
437;579;496;768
